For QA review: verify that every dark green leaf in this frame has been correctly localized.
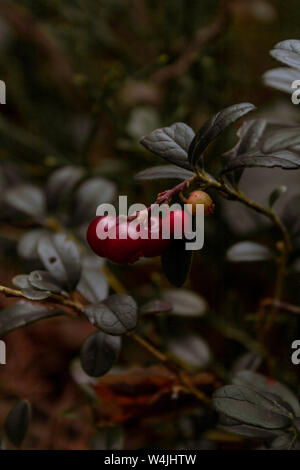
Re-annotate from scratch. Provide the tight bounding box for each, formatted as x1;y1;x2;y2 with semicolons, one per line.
226;241;273;262
162;289;207;316
82;253;106;270
12;275;30;289
77;268;109;303
213;385;293;429
20;287;51;300
168;333;211;368
84;294;137;335
140;300;172;315
4;400;31;447
263;67;300;93
17;229;49;260
161;239;193;287
221;423;279;439
37;233;81;291
271;433;296;450
135;165;194;181
0;302;61;336
263;127;300;153
223;150;300;173
270;40;300;70
232;371;300;415
28;270;65;294
140;122;194;170
46;165;84;206
236;119;267;155
268;185;287;208
90;427;124;450
12;274;52;299
188;103;256;168
74;177;116;223
5;184;46;221
80;331;121;377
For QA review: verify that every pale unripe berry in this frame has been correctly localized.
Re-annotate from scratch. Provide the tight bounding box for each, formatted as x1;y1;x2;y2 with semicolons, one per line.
186;190;215;216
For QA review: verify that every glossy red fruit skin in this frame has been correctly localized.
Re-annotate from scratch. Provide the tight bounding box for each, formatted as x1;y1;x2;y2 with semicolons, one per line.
87;213;181;264
86;216;107;257
168;209;192;238
142;216;172;257
103;218;145;264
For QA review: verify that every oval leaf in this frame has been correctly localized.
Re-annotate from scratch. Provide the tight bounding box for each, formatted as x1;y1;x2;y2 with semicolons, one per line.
140;122;194;170
162;289;207;316
28;270;65;294
46;165;84;206
135;165;194;181
168;333;211;368
37;233;81;291
77;268;109;304
263;67;300;94
80;331;121;377
161;239;193;287
227;241;273;262
17;229;49;260
270;40;300;70
4;400;31;447
74;177;116;223
5;184;46;220
213;385;293;430
188;103;256;168
84;294;138;335
0;302;61;336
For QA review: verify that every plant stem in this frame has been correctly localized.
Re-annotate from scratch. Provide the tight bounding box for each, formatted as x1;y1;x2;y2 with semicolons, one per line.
0;283;211;404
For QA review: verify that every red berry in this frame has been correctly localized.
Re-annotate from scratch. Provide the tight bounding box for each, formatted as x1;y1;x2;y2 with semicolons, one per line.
142;216;172;257
87;214;173;264
168;209;192;238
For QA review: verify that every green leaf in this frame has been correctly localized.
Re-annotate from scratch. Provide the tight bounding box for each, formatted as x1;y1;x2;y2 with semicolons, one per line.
20;287;51;300
232;371;300;416
80;331;121;377
77;267;109;303
268;185;287;208
162;289;207;316
46;165;84;207
270;39;300;70
5;184;46;221
226;241;273;262
17;229;49;260
263;67;299;94
90;427;124;450
28;270;65;294
12;274;52;299
74;177;116;223
168;333;211;368
0;302;61;336
188;103;256;169
140;122;194;170
4;400;31;447
213;385;293;430
161;239;193;287
12;275;30;289
140;300;172;315
37;233;81;291
135;165;194;181
263;127;300;153
223;150;300;173
84;294;138;335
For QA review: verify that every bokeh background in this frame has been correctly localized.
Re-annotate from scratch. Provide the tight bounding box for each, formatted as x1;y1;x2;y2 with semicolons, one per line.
0;0;299;450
